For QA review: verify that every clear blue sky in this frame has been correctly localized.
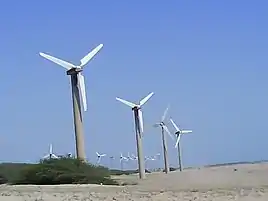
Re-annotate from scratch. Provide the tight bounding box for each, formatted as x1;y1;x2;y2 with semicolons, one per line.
0;1;267;169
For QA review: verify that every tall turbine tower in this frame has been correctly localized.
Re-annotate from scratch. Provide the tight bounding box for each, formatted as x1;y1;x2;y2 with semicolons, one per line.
39;44;103;161
116;92;154;179
153;106;174;174
170;118;192;171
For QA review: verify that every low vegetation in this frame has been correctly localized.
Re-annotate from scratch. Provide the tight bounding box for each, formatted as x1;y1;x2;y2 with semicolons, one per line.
0;158;118;185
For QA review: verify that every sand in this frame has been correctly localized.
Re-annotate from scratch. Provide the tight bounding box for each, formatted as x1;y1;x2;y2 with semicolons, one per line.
1;162;268;200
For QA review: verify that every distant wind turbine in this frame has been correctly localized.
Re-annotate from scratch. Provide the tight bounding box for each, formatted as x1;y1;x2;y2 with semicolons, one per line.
119;153;128;170
43;144;59;160
170;118;193;171
153;105;174;174
96;152;106;165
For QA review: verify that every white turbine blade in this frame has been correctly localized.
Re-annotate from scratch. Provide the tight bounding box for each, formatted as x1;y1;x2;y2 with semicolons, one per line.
43;154;49;159
49;144;52;154
138;110;144;133
139;92;154;106
161;105;170;122
163;125;174;140
101;154;106;157
78;73;87;111
39;52;75;70
170;118;180;132
96;152;100;156
80;44;104;67
116;97;136;108
51;154;59;159
175;134;181;148
181;130;193;134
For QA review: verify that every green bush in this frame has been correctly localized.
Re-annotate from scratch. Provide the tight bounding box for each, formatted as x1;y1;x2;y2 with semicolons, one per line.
0;163;29;183
0;174;8;184
12;158;118;185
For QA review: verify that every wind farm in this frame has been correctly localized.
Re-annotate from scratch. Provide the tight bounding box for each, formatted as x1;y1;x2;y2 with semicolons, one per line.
1;1;268;201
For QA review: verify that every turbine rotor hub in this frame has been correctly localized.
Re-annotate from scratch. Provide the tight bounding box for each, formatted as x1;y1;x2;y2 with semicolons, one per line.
66;67;83;75
175;131;181;135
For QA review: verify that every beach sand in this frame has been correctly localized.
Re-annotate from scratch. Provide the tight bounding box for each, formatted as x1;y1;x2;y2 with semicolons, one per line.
1;162;268;200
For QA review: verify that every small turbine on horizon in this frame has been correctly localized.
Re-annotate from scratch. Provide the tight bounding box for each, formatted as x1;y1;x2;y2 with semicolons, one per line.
119;153;128;170
39;44;103;161
43;144;59;160
170;118;192;171
153;105;174;174
116;92;154;179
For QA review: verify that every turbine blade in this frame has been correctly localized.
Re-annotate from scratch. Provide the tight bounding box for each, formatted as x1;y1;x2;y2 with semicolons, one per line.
138;110;144;133
52;154;58;158
175;134;181;148
116;97;136;108
96;152;99;156
181;130;193;134
80;44;104;67
49;144;52;154
170;118;180;132
78;73;87;111
163;125;174;140
139;92;154;106
39;52;75;70
161;105;170;122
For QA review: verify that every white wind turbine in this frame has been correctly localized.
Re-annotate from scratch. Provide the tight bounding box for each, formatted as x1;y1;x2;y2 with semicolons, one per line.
39;44;103;161
131;154;138;160
153;106;174;174
170;118;192;171
109;156;115;168
127;152;134;161
151;153;161;161
43;144;59;160
96;152;106;165
116;92;154;179
119;153;128;170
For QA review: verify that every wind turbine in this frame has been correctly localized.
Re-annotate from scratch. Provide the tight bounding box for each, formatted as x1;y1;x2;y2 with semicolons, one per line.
170;118;192;171
131;154;138;160
151;153;161;161
109;156;115;168
43;144;59;160
96;152;106;165
119;153;128;170
116;92;154;179
39;44;103;161
153;106;174;174
127;152;134;161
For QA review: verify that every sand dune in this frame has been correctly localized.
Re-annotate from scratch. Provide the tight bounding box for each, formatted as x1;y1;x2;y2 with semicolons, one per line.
1;162;268;200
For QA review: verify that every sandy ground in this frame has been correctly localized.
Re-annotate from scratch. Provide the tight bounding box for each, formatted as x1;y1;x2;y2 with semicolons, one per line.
1;163;268;200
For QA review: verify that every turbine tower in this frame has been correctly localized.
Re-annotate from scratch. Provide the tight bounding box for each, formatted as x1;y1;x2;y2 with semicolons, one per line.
39;44;103;161
170;118;192;171
116;92;154;179
153;106;174;174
